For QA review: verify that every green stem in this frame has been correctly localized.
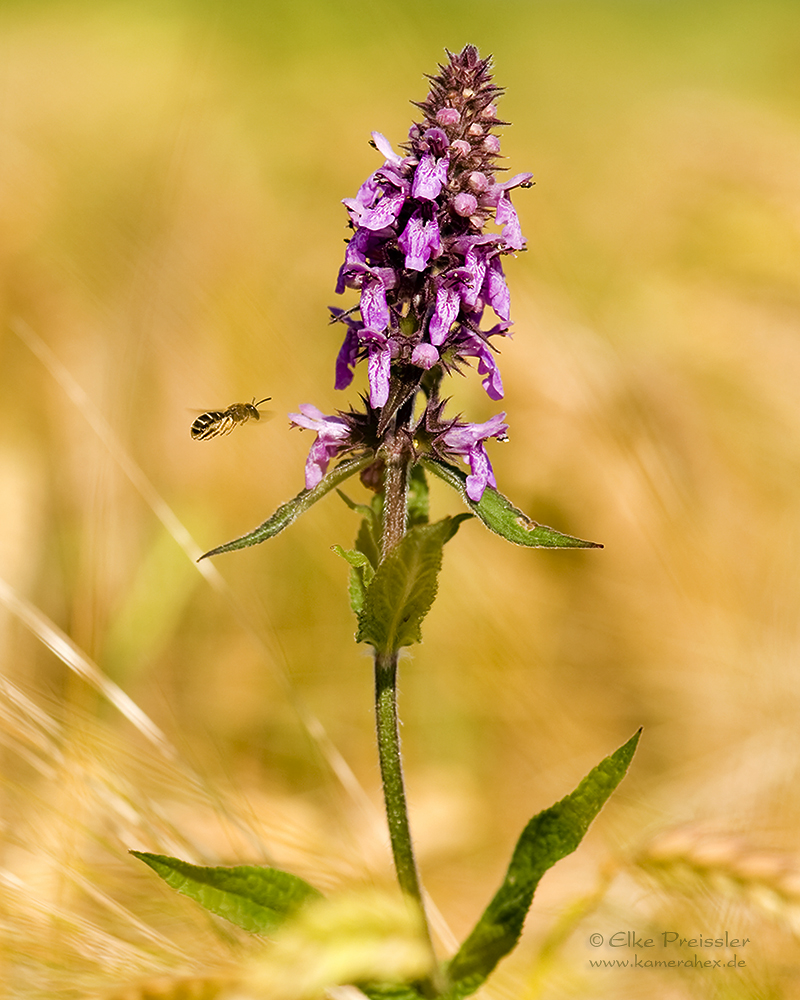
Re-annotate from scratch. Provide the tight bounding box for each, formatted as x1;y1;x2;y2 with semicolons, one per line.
374;651;425;903
381;431;411;561
374;431;442;995
374;650;442;996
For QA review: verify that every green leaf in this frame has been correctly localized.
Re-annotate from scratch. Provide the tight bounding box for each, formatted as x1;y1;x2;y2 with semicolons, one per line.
131;852;322;934
337;489;383;569
199;455;374;559
356;514;380;570
356;516;470;653
407;464;430;528
422;458;602;550
442;730;641;999
336;489;377;523
359;984;425;1000
332;544;375;615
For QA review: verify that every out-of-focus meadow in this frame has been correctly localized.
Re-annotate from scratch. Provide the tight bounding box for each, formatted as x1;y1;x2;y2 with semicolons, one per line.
2;0;800;996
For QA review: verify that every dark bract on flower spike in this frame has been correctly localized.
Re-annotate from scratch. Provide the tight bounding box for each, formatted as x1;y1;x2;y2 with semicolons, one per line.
161;46;639;1000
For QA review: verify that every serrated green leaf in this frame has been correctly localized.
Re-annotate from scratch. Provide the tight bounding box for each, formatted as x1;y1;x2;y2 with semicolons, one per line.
199;455;374;559
422;458;602;550
356;516;469;653
131;852;322;934
442;730;641;999
332;544;375;615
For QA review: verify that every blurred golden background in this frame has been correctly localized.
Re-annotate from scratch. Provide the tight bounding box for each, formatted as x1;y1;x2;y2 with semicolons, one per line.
2;0;800;996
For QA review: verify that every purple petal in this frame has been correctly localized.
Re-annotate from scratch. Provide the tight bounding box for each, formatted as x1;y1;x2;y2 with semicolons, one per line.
473;342;504;400
465;444;494;501
288;404;352;490
360;274;389;332
335;229;371;293
441;413;508;449
371;131;403;166
304;439;330;489
398;210;441;271
461;244;488;310
368;341;391;407
482;257;510;321
335;327;360;390
496;193;525;250
412;152;449;201
420;128;449;155
360;189;407;231
438;411;508;501
429;284;461;346
500;172;534;191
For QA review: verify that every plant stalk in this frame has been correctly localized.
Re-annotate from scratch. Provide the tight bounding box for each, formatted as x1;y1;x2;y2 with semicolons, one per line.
374;430;442;995
374;650;441;996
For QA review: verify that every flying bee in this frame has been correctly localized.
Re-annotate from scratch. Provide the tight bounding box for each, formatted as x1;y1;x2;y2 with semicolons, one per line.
190;397;271;440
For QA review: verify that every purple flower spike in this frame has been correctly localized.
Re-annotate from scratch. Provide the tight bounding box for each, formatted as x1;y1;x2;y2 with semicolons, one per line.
326;45;531;467
289;404;353;490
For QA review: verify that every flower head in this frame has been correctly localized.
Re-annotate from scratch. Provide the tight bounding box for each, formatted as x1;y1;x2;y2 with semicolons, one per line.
296;47;526;497
332;45;531;411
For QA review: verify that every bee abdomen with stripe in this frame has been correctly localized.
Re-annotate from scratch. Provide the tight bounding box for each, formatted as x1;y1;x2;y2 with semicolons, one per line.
190;397;271;440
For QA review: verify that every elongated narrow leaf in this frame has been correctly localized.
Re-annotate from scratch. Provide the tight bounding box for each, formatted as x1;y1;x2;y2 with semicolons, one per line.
443;730;641;999
131;852;322;934
356;516;470;653
422;458;602;550
199;455;374;559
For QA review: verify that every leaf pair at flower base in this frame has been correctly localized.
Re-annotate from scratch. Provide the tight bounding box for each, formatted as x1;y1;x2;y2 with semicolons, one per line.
132;729;639;999
198;456;600;561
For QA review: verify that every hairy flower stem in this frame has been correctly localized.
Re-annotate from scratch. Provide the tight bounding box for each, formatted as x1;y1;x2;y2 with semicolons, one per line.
373;433;442;994
380;429;412;561
374;650;441;995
